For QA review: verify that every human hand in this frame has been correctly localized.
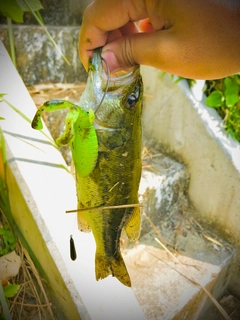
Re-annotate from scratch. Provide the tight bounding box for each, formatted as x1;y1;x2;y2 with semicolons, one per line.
79;0;240;79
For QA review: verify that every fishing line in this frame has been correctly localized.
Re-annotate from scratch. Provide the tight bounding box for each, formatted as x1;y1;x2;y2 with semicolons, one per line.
94;56;110;114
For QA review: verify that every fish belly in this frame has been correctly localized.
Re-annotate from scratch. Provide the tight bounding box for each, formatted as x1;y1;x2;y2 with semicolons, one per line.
76;139;141;286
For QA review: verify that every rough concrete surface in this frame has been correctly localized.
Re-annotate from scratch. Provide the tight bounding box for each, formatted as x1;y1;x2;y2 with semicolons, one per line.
0;25;87;85
141;66;240;247
123;244;231;320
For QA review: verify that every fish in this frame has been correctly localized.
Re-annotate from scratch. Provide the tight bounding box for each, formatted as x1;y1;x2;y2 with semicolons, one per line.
77;48;143;287
31;48;143;287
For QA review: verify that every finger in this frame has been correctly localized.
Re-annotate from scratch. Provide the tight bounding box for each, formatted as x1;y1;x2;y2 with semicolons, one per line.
119;21;139;36
101;31;175;73
79;0;147;70
101;29;239;80
79;2;130;70
106;30;122;43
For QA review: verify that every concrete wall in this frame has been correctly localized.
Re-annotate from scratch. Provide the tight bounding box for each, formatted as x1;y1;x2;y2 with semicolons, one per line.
0;0;90;25
0;0;91;85
141;66;240;247
0;25;87;85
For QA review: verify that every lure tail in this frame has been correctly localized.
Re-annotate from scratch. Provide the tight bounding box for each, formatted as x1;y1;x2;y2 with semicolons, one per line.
95;252;131;287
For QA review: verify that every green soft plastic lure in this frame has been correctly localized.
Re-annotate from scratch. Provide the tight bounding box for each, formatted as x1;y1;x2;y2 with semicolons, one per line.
31;99;98;177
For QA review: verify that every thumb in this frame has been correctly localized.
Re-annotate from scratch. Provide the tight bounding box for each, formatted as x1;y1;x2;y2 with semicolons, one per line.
101;31;173;73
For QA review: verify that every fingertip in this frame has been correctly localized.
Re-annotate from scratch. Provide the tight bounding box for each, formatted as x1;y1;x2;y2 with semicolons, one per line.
101;37;140;75
101;49;120;73
80;50;93;72
79;48;87;71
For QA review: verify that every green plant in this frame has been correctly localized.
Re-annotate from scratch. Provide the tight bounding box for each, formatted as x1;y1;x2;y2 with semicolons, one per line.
0;129;20;320
175;76;196;88
0;281;20;320
174;73;240;143
204;75;240;142
0;225;16;256
161;72;196;88
0;130;18;320
0;0;70;66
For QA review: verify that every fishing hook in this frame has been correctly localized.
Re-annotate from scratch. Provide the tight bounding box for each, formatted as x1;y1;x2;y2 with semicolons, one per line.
95;56;110;113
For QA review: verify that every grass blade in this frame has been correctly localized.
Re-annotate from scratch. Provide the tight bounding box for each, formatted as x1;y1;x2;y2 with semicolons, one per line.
22;0;71;66
1;97;57;148
0;281;12;320
154;237;232;320
7;17;16;67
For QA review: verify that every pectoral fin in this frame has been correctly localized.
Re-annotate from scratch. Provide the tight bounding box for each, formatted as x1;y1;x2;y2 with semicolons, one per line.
124;206;141;242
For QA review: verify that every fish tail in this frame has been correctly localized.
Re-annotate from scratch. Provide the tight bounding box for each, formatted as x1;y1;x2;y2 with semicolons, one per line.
95;252;131;287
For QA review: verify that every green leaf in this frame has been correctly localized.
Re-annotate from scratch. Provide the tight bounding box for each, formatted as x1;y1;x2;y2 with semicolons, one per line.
21;6;71;66
7;235;15;244
205;91;223;107
35;9;44;24
3;284;20;298
187;78;196;88
0;0;24;22
224;77;239;107
0;248;8;255
174;76;184;83
232;74;240;85
9;243;16;250
17;0;43;12
0;128;7;173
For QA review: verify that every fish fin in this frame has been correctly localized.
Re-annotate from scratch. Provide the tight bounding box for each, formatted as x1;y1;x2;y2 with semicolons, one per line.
77;205;91;232
124;206;141;242
95;253;131;287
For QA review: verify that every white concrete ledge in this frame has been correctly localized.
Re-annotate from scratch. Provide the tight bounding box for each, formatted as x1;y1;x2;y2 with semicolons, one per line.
141;66;240;246
180;79;240;175
0;41;146;320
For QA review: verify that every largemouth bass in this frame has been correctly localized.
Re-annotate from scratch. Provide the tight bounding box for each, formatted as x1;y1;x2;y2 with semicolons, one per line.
31;48;143;287
77;49;143;287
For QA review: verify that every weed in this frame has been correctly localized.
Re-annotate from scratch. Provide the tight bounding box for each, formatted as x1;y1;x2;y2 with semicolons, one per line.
0;225;16;256
204;75;240;142
0;0;70;66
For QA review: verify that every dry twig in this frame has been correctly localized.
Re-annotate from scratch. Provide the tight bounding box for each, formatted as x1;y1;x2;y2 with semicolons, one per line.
143;211;232;320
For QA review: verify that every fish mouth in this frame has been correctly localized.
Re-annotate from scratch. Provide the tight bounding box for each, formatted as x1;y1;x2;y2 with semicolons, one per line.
91;47;137;81
90;48;140;97
80;48;140;113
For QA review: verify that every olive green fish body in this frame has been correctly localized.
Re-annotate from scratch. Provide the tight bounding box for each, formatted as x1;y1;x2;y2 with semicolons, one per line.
77;49;143;286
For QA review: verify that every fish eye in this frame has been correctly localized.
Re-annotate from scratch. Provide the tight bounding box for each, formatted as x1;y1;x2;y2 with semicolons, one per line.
126;93;138;109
